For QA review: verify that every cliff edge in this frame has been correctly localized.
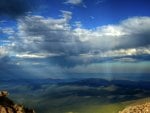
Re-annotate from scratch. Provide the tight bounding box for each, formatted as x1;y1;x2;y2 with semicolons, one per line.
119;102;150;113
0;91;35;113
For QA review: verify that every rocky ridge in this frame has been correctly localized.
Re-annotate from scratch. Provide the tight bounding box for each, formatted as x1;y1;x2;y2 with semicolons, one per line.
119;102;150;113
0;91;35;113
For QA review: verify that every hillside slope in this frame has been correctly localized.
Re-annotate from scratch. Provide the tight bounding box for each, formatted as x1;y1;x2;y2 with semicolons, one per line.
0;91;35;113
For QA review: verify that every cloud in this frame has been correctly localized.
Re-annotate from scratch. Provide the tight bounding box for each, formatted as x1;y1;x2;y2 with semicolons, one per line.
1;27;15;35
3;16;150;61
74;21;82;28
66;61;150;74
75;46;150;65
5;16;150;55
73;17;150;52
95;47;150;58
0;47;8;58
15;52;61;59
0;14;150;77
64;0;83;5
14;11;82;56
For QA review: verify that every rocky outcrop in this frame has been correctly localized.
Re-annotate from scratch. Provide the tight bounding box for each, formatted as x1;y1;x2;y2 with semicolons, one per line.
119;102;150;113
0;91;35;113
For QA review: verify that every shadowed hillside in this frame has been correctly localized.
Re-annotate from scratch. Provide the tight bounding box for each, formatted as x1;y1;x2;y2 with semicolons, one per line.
0;91;35;113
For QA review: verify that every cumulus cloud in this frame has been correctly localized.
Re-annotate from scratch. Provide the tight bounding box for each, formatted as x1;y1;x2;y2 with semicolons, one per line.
5;17;150;55
1;14;150;72
14;11;82;56
73;17;150;52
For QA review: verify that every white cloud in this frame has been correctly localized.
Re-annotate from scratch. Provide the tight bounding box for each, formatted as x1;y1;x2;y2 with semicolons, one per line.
60;10;72;21
77;47;150;62
100;47;150;57
0;27;15;36
0;46;8;58
2;28;15;35
121;17;150;33
1;15;150;69
74;21;82;28
73;16;150;53
7;16;150;58
15;52;62;58
64;0;83;5
15;53;46;58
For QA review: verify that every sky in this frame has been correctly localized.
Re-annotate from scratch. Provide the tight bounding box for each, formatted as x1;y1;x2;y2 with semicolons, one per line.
0;0;150;79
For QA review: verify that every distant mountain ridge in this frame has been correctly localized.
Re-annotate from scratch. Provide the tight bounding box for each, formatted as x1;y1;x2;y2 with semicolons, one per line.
59;78;150;90
1;77;150;90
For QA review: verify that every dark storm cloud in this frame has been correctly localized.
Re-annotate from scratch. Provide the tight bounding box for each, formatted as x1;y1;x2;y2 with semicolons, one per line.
0;0;35;18
112;32;150;50
15;12;85;56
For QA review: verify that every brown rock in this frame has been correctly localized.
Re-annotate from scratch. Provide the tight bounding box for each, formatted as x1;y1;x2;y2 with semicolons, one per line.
0;91;35;113
119;102;150;113
0;91;9;97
